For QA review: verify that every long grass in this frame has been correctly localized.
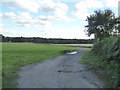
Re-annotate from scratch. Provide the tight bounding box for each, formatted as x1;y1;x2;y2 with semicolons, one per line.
2;43;76;88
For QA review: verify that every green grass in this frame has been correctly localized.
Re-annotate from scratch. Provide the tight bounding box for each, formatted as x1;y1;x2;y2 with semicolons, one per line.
65;45;92;48
79;46;92;48
53;44;93;48
59;45;92;48
2;43;76;88
80;50;119;88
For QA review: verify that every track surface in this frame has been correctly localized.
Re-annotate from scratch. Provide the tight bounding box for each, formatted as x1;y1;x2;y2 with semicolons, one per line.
18;48;104;88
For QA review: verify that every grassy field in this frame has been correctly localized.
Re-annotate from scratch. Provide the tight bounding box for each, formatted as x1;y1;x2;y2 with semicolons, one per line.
53;44;93;48
2;43;76;88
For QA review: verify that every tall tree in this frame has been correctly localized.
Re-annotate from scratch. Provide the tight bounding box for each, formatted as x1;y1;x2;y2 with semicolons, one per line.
114;17;120;36
85;9;115;40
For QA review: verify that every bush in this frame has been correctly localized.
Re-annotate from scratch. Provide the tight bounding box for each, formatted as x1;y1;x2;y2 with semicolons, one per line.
81;36;120;88
92;36;120;63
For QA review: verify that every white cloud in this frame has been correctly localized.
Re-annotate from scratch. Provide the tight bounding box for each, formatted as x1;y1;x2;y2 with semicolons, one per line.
2;10;74;30
2;0;118;39
54;2;69;16
103;0;119;8
15;0;39;13
0;27;36;37
1;24;26;36
0;23;4;27
13;0;68;15
42;28;94;39
0;26;94;39
19;12;32;20
73;0;102;20
4;0;74;22
2;12;53;28
53;15;75;22
73;0;119;20
0;13;2;17
0;29;21;37
73;2;89;20
37;0;55;12
3;12;16;19
0;14;93;39
85;0;103;8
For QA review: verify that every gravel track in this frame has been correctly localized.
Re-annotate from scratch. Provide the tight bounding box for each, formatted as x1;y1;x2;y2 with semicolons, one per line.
18;48;105;88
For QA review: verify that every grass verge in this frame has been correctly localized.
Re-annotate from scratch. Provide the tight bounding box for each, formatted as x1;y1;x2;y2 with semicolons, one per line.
80;50;119;88
2;43;76;88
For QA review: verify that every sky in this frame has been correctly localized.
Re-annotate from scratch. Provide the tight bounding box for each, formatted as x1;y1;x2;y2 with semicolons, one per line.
0;0;119;39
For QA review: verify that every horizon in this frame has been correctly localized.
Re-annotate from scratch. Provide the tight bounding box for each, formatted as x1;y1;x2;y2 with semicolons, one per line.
0;0;119;39
1;34;94;40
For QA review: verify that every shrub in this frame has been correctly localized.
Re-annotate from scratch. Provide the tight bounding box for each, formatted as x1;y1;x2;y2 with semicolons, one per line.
92;36;120;63
81;36;120;88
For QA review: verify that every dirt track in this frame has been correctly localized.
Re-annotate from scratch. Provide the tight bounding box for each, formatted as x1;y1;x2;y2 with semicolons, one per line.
18;48;104;88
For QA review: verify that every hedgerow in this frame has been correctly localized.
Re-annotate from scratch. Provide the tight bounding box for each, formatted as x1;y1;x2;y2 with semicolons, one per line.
81;36;120;88
92;36;120;63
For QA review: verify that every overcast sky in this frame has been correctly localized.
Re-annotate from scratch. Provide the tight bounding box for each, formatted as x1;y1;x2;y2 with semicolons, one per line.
0;0;119;39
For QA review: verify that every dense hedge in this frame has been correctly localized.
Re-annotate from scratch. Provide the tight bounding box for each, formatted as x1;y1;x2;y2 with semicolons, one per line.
92;36;120;63
81;36;120;88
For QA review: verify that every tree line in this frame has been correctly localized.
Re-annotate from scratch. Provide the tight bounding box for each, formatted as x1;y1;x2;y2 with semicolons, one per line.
0;35;94;44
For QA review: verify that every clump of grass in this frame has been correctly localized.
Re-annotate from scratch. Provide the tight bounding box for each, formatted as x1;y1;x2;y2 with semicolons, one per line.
2;43;76;88
61;49;77;54
79;46;92;48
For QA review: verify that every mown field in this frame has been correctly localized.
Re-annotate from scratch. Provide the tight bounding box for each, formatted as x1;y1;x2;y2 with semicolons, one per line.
53;44;93;48
2;43;76;88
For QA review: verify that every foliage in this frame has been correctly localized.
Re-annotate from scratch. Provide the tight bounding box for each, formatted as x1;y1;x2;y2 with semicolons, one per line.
113;17;120;35
85;9;119;40
2;43;76;88
80;36;119;88
1;34;94;44
81;51;119;88
92;36;120;63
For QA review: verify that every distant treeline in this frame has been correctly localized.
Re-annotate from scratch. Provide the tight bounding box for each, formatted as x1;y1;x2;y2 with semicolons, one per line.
0;35;94;44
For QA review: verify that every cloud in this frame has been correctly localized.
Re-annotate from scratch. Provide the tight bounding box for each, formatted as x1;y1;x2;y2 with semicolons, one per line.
13;0;68;15
0;13;2;17
0;27;94;39
73;2;89;20
73;0;119;20
0;23;4;27
2;12;16;19
41;28;94;39
2;0;118;39
72;0;102;20
0;28;21;37
2;9;74;29
15;0;39;13
54;2;69;16
2;11;53;28
19;12;32;20
103;0;119;8
4;0;74;22
0;27;37;37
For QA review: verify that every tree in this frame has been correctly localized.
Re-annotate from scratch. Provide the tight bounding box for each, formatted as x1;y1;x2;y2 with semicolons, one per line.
113;17;120;36
85;9;115;40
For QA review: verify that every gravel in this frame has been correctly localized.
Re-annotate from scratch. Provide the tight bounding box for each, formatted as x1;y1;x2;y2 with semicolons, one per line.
18;48;105;88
